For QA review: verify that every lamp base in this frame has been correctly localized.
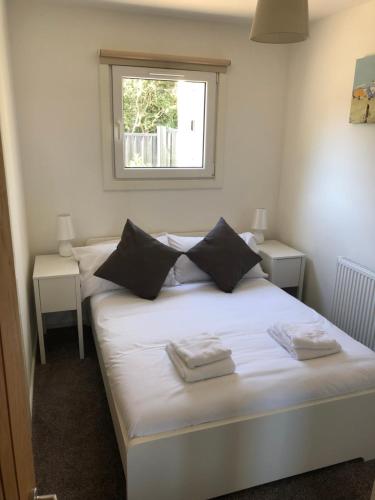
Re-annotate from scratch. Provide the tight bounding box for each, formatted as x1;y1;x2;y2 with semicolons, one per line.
58;240;73;257
253;230;265;245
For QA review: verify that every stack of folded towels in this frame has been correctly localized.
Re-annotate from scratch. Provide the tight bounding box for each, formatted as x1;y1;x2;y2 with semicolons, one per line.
267;321;341;360
166;333;235;382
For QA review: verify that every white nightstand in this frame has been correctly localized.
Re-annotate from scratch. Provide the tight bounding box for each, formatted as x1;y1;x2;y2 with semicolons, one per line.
33;255;84;364
258;240;306;300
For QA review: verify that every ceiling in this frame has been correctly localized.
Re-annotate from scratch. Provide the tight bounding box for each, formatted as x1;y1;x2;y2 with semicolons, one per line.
65;0;371;21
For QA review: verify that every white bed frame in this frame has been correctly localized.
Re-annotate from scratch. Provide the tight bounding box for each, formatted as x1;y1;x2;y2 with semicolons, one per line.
87;235;375;499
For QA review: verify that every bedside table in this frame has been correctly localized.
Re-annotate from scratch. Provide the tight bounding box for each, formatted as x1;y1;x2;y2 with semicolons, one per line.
258;240;306;300
33;255;84;364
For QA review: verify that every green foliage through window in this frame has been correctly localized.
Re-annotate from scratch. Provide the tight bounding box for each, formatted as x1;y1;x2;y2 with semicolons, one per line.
122;78;178;133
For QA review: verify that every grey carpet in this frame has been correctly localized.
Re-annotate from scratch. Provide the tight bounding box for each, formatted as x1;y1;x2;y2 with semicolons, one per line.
33;327;375;500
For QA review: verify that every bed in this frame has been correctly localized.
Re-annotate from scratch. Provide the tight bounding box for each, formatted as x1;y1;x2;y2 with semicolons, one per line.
90;277;375;500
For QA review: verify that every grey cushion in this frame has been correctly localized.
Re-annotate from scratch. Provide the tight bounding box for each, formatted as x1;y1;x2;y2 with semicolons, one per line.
95;219;181;300
187;218;262;292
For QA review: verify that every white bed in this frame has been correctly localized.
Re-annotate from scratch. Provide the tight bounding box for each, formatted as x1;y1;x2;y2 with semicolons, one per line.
90;278;375;499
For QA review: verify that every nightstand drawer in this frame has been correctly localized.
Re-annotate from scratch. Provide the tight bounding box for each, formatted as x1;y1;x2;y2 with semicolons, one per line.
38;277;77;313
271;258;302;288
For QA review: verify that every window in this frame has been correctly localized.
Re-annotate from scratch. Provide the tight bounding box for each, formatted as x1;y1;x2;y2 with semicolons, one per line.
111;66;217;180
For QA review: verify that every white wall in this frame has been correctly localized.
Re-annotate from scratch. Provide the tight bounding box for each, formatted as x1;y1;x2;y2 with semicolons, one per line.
7;0;289;255
278;0;375;316
8;0;375;326
0;0;34;387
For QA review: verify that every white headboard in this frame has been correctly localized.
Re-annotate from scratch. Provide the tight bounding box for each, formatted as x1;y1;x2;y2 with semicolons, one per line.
85;231;209;246
85;236;120;245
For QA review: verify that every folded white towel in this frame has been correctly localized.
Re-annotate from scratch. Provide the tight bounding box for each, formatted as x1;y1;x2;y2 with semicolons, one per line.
166;345;235;383
169;333;232;368
273;322;340;350
268;321;341;360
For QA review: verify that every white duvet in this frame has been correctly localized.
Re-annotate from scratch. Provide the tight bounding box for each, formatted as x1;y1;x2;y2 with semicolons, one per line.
90;279;375;439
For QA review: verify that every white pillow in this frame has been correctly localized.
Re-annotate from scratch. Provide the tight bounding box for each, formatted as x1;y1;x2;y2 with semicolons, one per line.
73;234;178;300
240;232;268;279
72;242;121;300
167;235;209;284
168;232;267;284
156;234;179;288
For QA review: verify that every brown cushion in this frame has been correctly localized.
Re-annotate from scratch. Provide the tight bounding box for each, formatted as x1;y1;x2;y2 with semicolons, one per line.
94;219;181;300
186;218;262;293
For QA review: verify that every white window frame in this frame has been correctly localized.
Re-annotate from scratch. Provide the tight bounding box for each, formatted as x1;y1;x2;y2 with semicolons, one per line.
99;64;225;191
112;65;216;180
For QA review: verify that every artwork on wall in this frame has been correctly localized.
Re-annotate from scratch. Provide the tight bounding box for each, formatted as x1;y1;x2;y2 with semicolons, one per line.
350;54;375;124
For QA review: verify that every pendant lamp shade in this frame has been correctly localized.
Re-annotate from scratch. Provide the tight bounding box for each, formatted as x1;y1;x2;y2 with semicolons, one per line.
250;0;309;44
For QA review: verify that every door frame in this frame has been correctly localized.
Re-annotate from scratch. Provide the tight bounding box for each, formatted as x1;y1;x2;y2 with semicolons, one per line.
0;124;36;499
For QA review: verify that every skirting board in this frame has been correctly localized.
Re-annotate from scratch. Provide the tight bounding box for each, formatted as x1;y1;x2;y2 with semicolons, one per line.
29;336;37;413
91;320;375;500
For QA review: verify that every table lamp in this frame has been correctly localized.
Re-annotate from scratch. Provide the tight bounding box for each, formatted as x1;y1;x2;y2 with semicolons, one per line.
57;214;75;257
252;208;267;244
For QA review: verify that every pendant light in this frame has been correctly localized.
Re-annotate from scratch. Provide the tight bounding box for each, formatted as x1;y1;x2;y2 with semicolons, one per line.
250;0;309;44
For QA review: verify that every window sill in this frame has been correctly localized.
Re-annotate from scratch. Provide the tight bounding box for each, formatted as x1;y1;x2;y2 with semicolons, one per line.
102;172;223;191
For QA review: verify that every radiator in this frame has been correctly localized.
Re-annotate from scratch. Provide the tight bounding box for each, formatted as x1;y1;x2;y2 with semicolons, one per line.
331;257;375;349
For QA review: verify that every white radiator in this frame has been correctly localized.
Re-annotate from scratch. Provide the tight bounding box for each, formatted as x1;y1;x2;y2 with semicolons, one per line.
331;257;375;349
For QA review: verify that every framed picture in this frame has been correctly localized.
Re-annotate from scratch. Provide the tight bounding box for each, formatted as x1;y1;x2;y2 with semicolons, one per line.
350;55;375;124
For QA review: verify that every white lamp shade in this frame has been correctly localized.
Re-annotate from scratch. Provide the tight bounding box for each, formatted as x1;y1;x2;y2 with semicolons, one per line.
57;214;75;241
252;208;268;231
250;0;309;44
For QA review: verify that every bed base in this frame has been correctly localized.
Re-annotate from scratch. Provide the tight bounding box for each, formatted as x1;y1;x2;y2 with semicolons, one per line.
92;323;375;500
